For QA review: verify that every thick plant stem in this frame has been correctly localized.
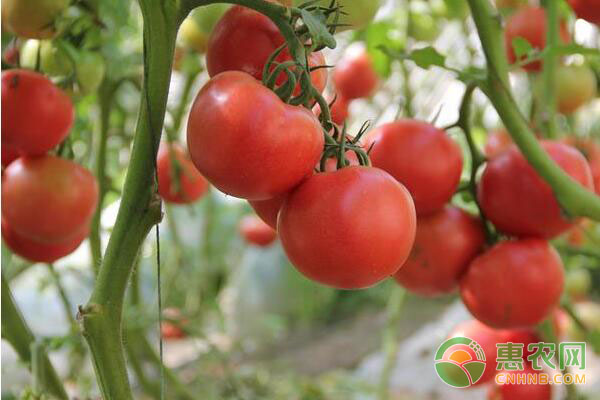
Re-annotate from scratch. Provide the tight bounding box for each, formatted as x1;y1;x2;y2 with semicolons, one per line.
377;287;406;400
80;1;181;398
89;80;117;273
541;0;558;138
467;0;600;221
1;275;68;400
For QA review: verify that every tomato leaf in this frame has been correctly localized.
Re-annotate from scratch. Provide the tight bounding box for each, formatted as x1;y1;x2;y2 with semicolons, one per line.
300;9;336;49
511;37;533;60
409;46;446;69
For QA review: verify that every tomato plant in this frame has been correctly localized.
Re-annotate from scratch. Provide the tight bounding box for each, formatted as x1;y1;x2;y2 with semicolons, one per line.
333;48;379;100
478;141;594;238
460;239;564;328
187;71;323;200
504;6;570;71
293;0;382;30
248;194;287;229
1;156;98;243
394;206;485;297
278;166;416;289
539;64;597;115
20;39;73;77
206;6;327;94
364;119;463;216
239;215;277;247
157;142;209;204
2;69;74;155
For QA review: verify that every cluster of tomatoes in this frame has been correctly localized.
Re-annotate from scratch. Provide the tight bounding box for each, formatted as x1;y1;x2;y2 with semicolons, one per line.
1;68;98;263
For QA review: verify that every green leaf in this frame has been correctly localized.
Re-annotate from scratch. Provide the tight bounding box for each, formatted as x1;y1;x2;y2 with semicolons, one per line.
300;9;336;49
409;46;446;69
363;21;405;77
554;43;600;58
511;37;533;59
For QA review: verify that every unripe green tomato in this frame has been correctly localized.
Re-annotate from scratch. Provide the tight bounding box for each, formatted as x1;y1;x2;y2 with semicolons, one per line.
2;0;69;39
409;13;440;42
294;0;382;31
20;39;73;77
75;52;105;95
555;64;597;114
178;4;229;53
565;268;592;300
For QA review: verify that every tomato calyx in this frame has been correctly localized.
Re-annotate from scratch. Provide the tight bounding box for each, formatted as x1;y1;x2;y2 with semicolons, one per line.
319;120;371;172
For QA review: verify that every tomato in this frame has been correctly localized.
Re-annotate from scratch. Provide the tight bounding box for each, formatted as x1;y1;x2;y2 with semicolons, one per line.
160;308;188;340
2;69;74;155
178;18;208;53
333;49;379;100
488;367;552;400
1;146;19;168
448;319;504;385
278;166;416;289
187;71;323;200
485;130;513;159
157;142;208;204
542;64;597;114
20;39;73;77
1;0;69;39
409;13;440;42
293;0;382;30
394;206;485;296
504;6;570;72
2;156;98;243
2;46;19;65
478;141;594;239
568;0;600;25
563;138;600;195
565;268;591;300
207;6;327;95
2;219;87;263
498;329;540;362
460;239;564;328
239;215;277;247
248;195;287;230
364;119;463;216
75;51;106;95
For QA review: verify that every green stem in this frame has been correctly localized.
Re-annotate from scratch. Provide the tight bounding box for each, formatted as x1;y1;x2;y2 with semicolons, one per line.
89;80;117;273
541;0;558;138
467;0;600;221
1;275;68;400
47;265;78;330
377;287;406;400
166;68;201;141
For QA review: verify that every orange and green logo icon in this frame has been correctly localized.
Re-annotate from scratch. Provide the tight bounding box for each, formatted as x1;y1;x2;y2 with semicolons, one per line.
434;336;486;388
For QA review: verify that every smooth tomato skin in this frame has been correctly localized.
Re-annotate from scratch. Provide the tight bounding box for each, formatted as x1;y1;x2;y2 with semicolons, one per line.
333;49;379;100
498;329;540;362
504;7;570;72
1;0;69;39
394;206;485;297
239;215;277;247
553;64;597;114
449;319;504;385
2;69;74;155
487;368;552;400
2;146;19;168
568;0;600;25
365;119;463;216
187;71;324;200
278;166;416;289
563;138;600;195
485;130;513;159
478;141;594;239
248;194;287;229
2;220;87;263
460;239;564;329
2;156;98;243
157;142;209;204
206;6;327;94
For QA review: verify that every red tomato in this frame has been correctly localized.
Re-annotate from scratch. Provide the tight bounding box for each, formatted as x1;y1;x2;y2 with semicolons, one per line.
504;6;570;72
187;71;324;200
239;215;277;246
563;137;600;195
394;206;485;296
206;6;327;95
2;69;74;155
2;46;19;65
1;146;19;168
160;322;186;340
248;194;287;229
278;166;416;289
488;367;552;400
364;119;463;216
478;141;594;239
498;329;540;362
2;156;98;243
333;49;378;99
157;142;209;204
449;319;505;386
568;0;600;25
460;239;564;328
2;219;87;263
485;130;513;159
